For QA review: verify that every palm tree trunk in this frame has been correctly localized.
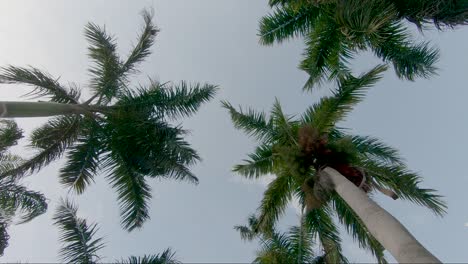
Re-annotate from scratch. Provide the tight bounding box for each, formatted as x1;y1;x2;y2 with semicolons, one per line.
320;167;441;263
0;101;88;118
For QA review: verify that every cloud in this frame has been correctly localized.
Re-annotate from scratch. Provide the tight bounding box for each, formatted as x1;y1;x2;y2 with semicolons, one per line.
464;222;468;227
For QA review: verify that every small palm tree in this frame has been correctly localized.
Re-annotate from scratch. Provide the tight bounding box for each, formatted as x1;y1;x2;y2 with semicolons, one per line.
0;10;217;231
259;0;440;89
53;198;179;264
0;120;47;256
223;65;446;263
235;214;327;264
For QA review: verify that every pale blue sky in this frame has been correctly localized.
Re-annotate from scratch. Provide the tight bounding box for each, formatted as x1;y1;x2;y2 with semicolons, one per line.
0;1;467;262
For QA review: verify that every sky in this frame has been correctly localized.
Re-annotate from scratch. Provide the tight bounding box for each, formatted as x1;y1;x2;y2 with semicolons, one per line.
0;0;467;263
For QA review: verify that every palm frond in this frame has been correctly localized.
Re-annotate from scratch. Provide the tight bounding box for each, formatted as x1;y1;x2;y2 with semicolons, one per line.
59;127;101;194
259;4;320;45
121;9;158;76
117;248;180;264
0;178;47;224
300;14;350;90
254;231;294;264
0;66;80;104
103;109;200;184
104;157;151;231
271;99;298;145
30;116;82;149
330;132;404;165
370;23;439;80
332;195;387;263
288;224;316;263
85;22;121;105
301;64;387;133
233;143;274;179
52;198;105;263
359;159;447;216
305;206;348;263
0;120;23;152
257;172;295;231
118;81;217;120
222;101;273;142
1;116;82;179
234;214;261;241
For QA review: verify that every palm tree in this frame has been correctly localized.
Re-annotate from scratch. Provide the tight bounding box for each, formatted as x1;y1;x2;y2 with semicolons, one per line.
259;0;440;89
223;65;446;263
53;198;180;264
0;120;48;256
235;214;327;264
0;10;217;231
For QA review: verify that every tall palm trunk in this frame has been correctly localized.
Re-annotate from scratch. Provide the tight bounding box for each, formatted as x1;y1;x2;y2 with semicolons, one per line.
0;101;88;118
320;167;441;263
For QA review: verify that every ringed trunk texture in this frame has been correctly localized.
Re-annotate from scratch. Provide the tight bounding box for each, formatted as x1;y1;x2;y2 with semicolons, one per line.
0;101;87;118
321;167;441;263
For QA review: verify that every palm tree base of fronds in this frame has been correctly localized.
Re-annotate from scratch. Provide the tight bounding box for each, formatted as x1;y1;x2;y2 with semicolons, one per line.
304;165;371;212
333;164;371;192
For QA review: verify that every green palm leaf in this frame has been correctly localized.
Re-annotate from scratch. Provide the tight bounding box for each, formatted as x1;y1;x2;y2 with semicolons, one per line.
257;172;295;231
85;21;121;105
271;99;298;145
233;143;274;179
0;66;80;104
234;214;261;241
119;81;217;119
222;101;273;141
329;131;404;165
53;198;104;264
59;127;102;194
121;9;158;76
1;116;82;179
359;159;447;216
116;248;180;264
300;14;349;89
301;65;387;134
0;178;48;224
259;3;320;45
105;157;152;231
305;207;348;263
254;231;294;264
370;23;439;80
0;120;23;152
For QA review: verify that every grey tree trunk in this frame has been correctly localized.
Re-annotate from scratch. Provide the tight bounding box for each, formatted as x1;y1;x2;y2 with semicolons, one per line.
321;167;441;263
0;101;88;118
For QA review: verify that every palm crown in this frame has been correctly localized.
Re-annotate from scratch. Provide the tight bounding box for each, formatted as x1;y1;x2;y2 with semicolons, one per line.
223;65;446;263
0;10;217;231
53;198;180;264
259;0;441;89
0;120;47;256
